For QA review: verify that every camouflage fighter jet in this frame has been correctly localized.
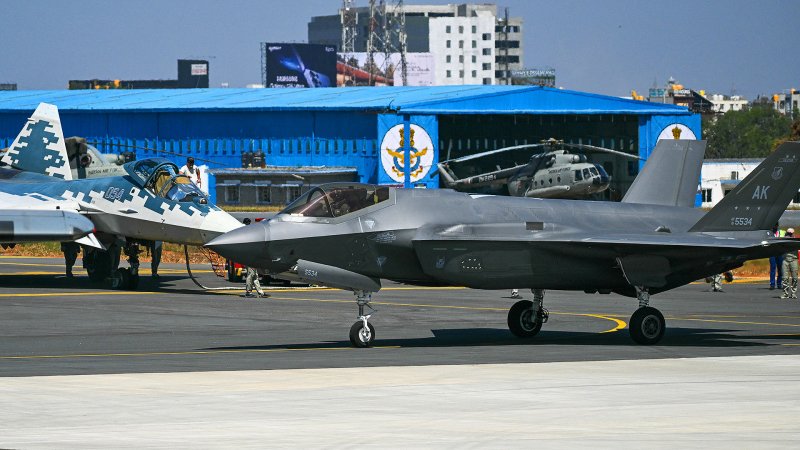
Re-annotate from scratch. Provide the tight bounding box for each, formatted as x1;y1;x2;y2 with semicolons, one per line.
207;141;800;347
0;103;242;288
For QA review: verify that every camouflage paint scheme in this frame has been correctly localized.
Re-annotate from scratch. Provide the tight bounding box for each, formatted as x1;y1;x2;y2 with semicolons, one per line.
0;103;241;247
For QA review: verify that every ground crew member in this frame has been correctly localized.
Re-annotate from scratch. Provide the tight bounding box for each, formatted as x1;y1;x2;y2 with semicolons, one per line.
244;266;269;298
770;225;785;290
150;240;162;278
179;157;202;189
782;228;798;299
60;241;80;278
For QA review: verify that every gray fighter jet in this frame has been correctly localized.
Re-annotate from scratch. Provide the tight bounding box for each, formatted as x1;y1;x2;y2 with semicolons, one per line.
207;140;800;347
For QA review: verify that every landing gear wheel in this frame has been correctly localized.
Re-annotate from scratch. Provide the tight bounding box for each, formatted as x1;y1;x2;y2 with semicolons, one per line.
508;300;543;338
629;306;665;345
108;268;130;290
86;250;112;282
349;321;375;348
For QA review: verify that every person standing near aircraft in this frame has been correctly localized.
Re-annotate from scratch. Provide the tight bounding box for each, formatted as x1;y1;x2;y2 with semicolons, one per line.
770;225;785;290
781;228;798;299
179;157;202;190
60;241;80;278
150;241;162;278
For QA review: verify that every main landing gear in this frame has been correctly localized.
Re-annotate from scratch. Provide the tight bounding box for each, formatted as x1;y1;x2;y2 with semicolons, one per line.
349;290;376;348
507;289;549;338
628;287;666;345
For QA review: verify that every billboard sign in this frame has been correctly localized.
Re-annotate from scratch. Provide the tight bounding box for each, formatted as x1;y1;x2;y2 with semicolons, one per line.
337;52;435;87
510;68;556;87
264;43;337;88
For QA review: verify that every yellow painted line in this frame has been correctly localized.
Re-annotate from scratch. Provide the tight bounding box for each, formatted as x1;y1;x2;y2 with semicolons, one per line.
666;316;800;328
254;295;627;334
0;291;158;298
0;262;68;268
0;345;401;361
780;343;800;346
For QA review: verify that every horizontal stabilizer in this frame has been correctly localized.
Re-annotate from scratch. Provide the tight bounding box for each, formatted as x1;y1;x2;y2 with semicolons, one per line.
622;140;706;207
690;141;800;232
0;103;73;180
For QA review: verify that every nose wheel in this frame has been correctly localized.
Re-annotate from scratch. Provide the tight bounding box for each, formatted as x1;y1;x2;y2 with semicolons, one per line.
349;290;376;348
507;289;548;338
349;317;375;348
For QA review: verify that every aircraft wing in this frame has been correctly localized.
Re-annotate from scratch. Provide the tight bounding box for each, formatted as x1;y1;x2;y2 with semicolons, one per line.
0;209;94;244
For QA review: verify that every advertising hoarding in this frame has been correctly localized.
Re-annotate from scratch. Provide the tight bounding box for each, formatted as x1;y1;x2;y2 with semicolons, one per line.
337;52;435;87
264;43;337;88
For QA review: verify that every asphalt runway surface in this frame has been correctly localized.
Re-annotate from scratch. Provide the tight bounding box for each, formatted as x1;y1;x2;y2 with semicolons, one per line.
1;256;799;377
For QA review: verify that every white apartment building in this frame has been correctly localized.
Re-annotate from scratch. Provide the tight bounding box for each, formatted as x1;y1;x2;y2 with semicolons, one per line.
706;94;748;114
308;3;524;85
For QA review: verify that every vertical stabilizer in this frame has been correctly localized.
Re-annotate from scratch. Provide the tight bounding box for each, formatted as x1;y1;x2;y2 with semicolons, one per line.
622;139;706;207
689;141;800;232
0;103;73;180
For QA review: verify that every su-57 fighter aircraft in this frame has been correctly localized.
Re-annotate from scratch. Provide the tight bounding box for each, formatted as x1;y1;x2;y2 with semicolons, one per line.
207;140;800;347
0;103;242;287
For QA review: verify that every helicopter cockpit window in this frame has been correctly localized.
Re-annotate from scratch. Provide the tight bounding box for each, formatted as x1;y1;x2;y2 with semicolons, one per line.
589;167;599;177
582;168;591;179
574;169;583;181
281;184;390;218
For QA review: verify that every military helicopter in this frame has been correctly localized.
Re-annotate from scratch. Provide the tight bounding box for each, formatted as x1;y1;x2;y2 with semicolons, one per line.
437;138;641;199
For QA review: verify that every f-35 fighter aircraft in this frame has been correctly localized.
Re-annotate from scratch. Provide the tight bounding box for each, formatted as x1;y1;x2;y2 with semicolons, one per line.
207;140;800;347
0;103;241;287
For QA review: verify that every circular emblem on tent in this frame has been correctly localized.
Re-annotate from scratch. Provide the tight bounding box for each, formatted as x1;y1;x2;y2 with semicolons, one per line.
657;123;697;140
380;124;434;183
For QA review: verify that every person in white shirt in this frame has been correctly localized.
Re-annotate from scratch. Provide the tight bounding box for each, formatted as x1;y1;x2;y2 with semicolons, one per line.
179;157;201;189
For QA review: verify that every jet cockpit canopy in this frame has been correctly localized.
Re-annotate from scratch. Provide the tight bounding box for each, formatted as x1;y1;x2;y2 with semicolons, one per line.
280;183;391;218
124;158;207;204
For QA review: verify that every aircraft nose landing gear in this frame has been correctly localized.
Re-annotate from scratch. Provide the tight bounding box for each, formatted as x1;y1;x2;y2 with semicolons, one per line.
349;290;376;348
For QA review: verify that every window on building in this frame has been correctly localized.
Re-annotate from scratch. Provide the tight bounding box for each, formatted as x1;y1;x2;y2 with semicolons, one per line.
702;189;713;203
459;55;464;63
731;171;739;180
471;70;477;78
446;70;451;78
471;55;476;63
458;40;464;48
482;63;491;70
495;40;520;49
472;40;477;48
446;25;451;33
482;48;491;55
257;186;272;204
482;78;491;85
458;25;463;33
446;40;451;48
459;70;464;78
446;55;451;63
482;33;491;40
471;25;476;33
225;185;240;204
285;185;302;204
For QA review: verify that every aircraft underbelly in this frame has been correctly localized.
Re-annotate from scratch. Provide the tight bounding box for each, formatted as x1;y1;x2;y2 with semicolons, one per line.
413;240;629;290
91;213;207;245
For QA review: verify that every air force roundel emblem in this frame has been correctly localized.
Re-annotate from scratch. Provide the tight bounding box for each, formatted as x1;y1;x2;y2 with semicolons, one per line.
380;124;434;183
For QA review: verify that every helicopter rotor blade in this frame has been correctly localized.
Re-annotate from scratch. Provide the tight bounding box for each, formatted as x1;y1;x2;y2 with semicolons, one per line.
86;141;227;166
564;143;642;160
442;143;547;164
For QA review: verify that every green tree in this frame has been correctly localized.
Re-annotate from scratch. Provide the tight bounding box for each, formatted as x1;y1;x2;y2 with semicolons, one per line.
703;105;793;158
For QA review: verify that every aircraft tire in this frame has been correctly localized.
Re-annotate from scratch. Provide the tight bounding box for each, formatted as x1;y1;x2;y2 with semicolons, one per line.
108;268;130;290
349;321;375;348
86;250;112;282
629;306;665;345
508;300;543;338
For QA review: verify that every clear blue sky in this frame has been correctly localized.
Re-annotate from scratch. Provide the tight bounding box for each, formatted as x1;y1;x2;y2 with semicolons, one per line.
1;0;797;99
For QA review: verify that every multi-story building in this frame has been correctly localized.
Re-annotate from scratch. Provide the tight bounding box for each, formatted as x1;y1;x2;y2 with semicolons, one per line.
647;77;714;114
308;3;523;85
706;94;749;114
773;89;799;115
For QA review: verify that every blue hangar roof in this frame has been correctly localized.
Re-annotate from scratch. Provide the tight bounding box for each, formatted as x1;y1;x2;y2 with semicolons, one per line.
0;86;692;116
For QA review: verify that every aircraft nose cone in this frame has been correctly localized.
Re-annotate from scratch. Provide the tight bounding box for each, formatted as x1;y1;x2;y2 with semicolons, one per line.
205;222;269;268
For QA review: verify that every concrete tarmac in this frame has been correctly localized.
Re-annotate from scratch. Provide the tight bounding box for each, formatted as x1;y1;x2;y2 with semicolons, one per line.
1;256;800;447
